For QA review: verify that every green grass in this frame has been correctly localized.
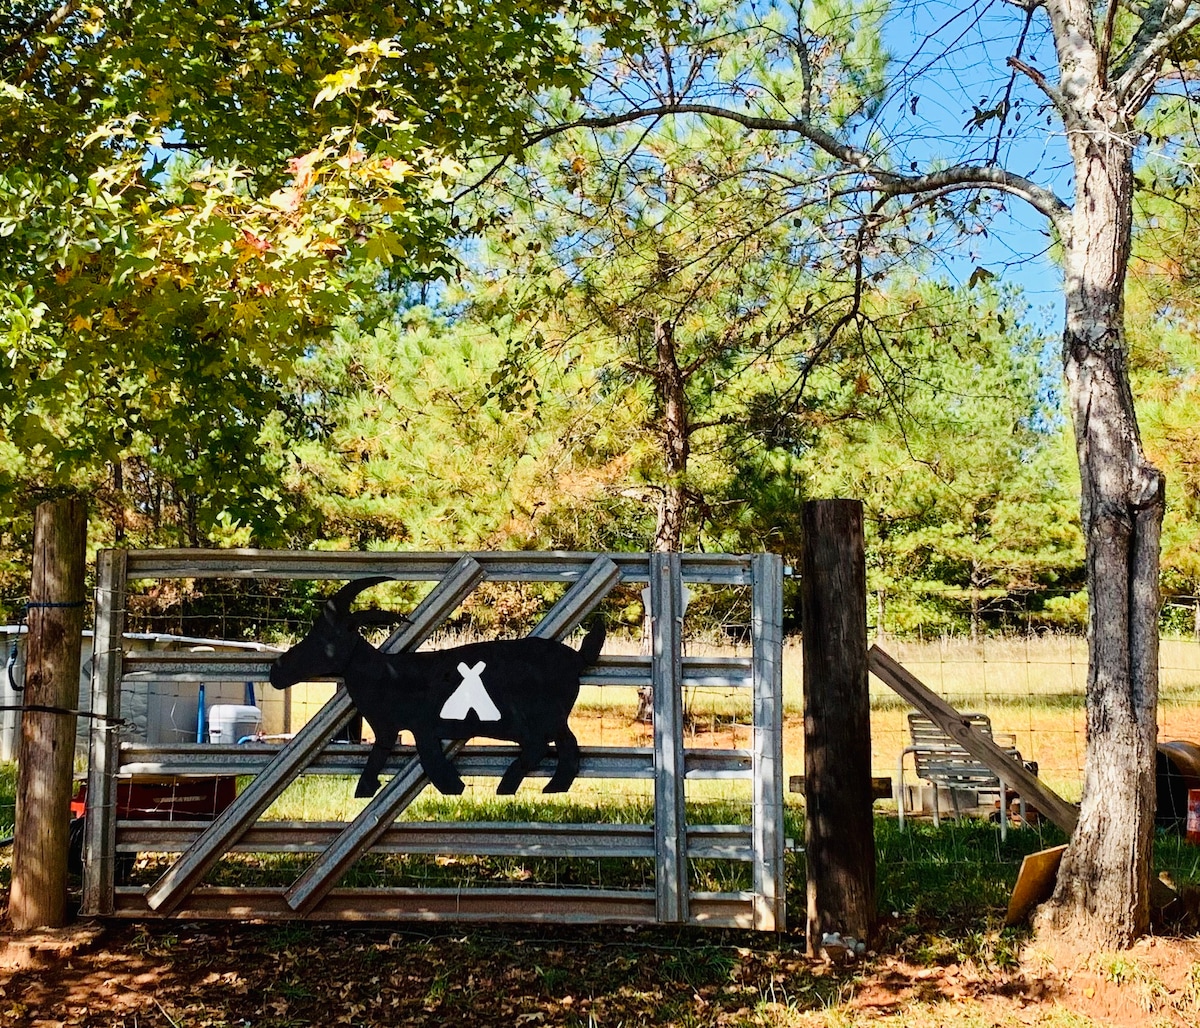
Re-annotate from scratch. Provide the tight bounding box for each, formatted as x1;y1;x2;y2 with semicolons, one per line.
876;816;1071;924
0;760;12;887
132;787;783;892
0;759;14;837
124;792;1200;935
1153;829;1200;889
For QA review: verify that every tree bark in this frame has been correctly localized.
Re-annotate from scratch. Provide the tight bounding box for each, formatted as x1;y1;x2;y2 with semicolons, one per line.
638;320;690;716
111;460;126;543
1035;83;1165;948
10;497;88;930
652;319;689;552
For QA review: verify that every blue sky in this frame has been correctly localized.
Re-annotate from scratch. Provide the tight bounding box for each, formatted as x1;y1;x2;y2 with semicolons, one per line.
877;1;1073;334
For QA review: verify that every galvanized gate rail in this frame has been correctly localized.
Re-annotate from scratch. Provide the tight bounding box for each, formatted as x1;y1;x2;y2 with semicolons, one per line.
82;549;785;929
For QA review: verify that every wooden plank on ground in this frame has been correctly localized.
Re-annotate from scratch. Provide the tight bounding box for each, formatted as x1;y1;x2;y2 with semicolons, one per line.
144;556;486;914
1005;845;1066;926
283;555;621;914
868;645;1079;834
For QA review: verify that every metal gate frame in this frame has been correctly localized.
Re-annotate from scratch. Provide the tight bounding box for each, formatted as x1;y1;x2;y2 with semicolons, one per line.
82;549;785;929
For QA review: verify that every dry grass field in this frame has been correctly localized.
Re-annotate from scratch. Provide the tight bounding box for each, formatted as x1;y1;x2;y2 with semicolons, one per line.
866;634;1200;802
568;632;1200;804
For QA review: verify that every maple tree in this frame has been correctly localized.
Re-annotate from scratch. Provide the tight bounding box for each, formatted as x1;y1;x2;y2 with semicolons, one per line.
0;0;662;540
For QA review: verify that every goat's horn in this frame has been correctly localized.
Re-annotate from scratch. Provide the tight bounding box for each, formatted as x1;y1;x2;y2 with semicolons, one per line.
324;577;393;622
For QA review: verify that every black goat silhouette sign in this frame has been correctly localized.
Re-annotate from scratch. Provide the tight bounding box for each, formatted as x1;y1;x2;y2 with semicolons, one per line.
269;578;605;797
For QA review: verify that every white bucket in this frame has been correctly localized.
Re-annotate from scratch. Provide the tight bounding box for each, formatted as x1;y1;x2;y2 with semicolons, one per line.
207;704;262;744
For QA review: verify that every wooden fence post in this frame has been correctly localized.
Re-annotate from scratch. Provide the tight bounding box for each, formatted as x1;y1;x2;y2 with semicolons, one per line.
10;497;87;930
800;499;875;953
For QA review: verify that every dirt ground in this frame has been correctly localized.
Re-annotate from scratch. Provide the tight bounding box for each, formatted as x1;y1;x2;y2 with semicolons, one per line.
2;915;1198;1028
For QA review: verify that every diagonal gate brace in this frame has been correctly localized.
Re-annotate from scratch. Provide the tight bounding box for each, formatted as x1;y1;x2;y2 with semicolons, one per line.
283;555;621;914
144;555;487;914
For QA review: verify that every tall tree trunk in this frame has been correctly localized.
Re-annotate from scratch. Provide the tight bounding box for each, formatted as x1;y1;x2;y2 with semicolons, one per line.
653;319;689;553
10;498;87;929
968;560;988;642
185;492;200;548
639;319;689;721
969;565;981;644
1037;94;1165;949
112;460;126;543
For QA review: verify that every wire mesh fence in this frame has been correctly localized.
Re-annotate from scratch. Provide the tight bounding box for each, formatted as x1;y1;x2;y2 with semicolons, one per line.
860;595;1200;912
863;604;1200;807
5;575;1200;907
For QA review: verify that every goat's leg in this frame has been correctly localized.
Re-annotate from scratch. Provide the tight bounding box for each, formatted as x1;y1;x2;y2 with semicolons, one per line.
496;739;551;795
355;734;396;798
544;725;581;793
415;732;465;795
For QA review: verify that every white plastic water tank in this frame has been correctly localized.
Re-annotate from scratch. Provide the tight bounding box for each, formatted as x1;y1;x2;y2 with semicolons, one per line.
207;704;262;744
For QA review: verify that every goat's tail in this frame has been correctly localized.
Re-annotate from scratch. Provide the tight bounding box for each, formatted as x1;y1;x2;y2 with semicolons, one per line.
577;620;606;666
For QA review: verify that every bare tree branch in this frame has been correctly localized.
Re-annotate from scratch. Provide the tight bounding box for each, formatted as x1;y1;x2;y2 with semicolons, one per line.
453;153;512;203
525;103;887;179
991;8;1038;165
1007;55;1070;117
527;103;1073;232
880;165;1071;231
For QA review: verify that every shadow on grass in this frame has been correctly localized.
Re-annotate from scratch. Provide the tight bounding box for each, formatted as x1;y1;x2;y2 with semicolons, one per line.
4;766;1197;974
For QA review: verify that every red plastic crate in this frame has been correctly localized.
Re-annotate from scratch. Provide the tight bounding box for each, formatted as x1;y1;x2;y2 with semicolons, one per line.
71;775;238;821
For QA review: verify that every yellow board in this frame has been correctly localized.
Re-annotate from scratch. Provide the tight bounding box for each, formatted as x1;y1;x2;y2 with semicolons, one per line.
1005;844;1067;926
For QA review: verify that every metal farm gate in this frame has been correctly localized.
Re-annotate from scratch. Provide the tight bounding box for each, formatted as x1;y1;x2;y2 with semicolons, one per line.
82;549;785;929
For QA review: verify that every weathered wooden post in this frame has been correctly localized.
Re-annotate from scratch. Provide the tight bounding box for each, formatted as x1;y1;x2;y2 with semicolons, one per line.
10;497;87;930
800;498;875;954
